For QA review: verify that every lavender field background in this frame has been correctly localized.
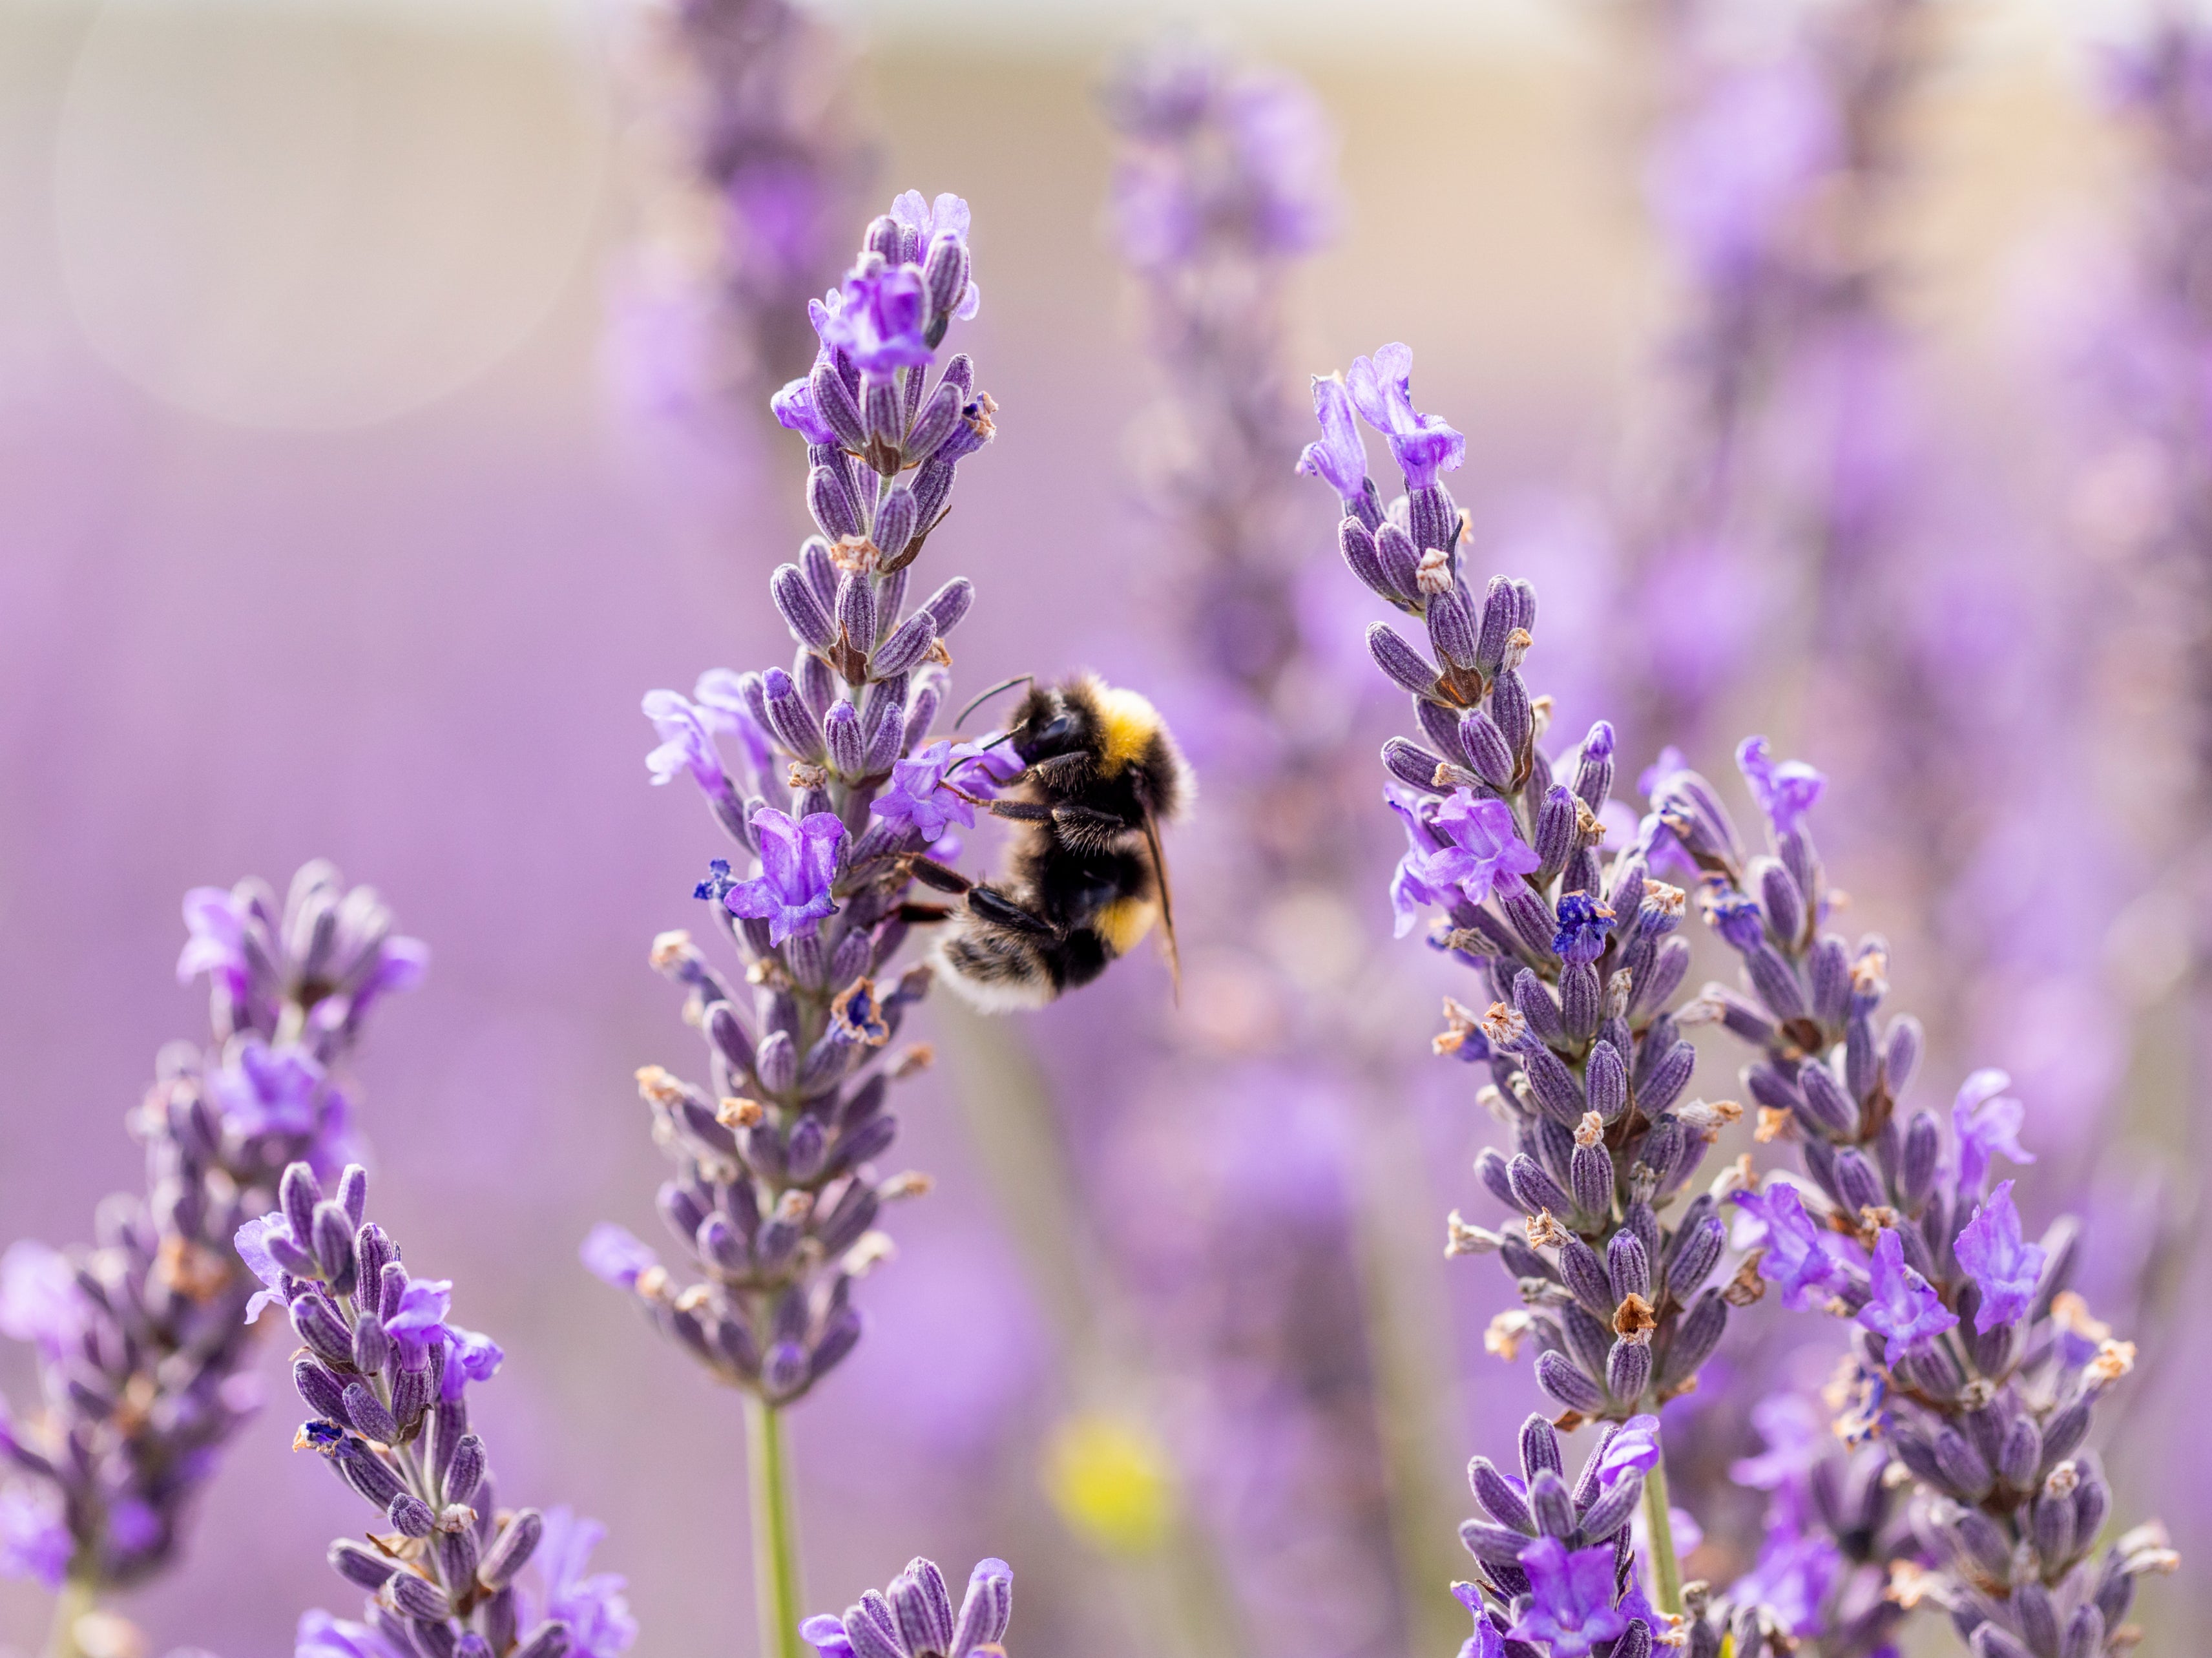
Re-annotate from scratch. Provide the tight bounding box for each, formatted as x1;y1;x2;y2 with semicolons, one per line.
0;2;2204;1655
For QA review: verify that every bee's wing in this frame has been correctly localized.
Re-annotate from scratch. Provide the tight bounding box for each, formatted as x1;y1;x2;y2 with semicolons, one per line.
1141;808;1181;1002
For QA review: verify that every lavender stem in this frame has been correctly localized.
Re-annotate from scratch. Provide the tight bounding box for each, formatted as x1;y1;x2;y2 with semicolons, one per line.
44;1575;93;1658
1639;1451;1683;1619
746;1396;807;1658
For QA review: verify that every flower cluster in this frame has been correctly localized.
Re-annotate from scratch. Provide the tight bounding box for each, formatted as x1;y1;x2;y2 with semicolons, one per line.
1674;748;2177;1654
0;866;423;1600
800;1556;1012;1658
598;191;1003;1403
1300;347;1746;1429
612;0;868;419
1454;1414;1664;1658
252;1159;634;1658
1689;1393;1912;1655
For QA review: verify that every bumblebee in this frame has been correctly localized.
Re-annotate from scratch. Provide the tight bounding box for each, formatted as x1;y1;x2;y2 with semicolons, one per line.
906;675;1192;1010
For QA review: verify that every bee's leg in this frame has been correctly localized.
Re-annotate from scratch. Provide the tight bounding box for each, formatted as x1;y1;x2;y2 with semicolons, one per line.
901;855;976;896
981;800;1055;824
1047;803;1135;853
895;901;955;924
964;885;1058;936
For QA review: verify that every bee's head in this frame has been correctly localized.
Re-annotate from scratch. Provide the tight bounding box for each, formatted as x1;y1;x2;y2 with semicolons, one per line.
1005;682;1094;764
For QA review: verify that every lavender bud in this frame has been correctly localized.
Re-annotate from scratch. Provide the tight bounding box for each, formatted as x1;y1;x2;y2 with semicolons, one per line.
1558;1238;1614;1321
353;1314;391;1377
1797;1064;1860;1139
1578;1475;1642;1542
1519;1045;1586;1126
903;383;964;469
1468;1458;1534;1531
1458;709;1516;790
1607;1232;1651;1302
1527;1468;1576;1539
1371;521;1423;600
1535;1350;1606;1415
1529;788;1577;884
1809;936;1851;1022
1339;519;1397;602
1584;1042;1628;1124
311;1201;357;1296
388;1492;436;1538
338;1164;369;1227
281;1164;322;1259
331;1538;397;1590
1883;1016;1923;1100
1757;859;1805;949
1476;1149;1516;1209
477;1507;544;1590
1658;1291;1726;1390
1460;1520;1533;1567
291;1294;353;1369
1518;1413;1563;1481
1831;1149;1884;1216
762;668;827;762
295;1358;351;1427
862;377;904;450
1901;1112;1941;1208
1426;584;1480;671
510;1622;572;1658
1606;1337;1651;1403
1379;738;1448;794
921;578;974;637
923;231;971;321
750;1031;797;1097
805;360;868;454
1570;1145;1612;1221
335;1439;403;1509
382;1572;450;1621
1474;576;1518;674
822;702;866;777
1490;671;1532;759
808;464;864;541
834;572;878;656
1935;1429;1995;1500
1667;1216;1724;1300
1637;1040;1695;1118
1507;1154;1573;1219
1367;622;1439;697
872;613;939;678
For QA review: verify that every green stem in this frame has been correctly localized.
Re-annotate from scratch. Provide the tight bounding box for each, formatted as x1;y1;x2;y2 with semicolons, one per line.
45;1575;96;1658
1640;1449;1684;1618
746;1394;807;1658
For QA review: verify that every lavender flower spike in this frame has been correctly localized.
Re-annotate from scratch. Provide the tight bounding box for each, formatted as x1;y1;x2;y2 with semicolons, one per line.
608;191;1003;1422
801;1556;1012;1658
1301;336;1762;1627
271;1160;635;1658
1687;740;2176;1652
0;867;418;1622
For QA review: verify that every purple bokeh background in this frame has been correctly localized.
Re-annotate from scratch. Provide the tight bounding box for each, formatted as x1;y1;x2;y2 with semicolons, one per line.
2;7;2206;1655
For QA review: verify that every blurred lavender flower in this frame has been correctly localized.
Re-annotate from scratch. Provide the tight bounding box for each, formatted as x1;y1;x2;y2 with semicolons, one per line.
0;866;420;1621
264;1159;634;1658
1676;741;2178;1654
1606;0;1925;766
800;1555;1012;1658
609;0;869;423
1103;40;1461;1658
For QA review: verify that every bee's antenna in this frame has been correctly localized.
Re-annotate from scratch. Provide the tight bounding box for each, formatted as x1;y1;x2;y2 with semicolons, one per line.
955;675;1032;731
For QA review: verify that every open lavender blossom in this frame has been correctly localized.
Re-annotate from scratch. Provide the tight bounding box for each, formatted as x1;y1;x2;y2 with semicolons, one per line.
601;191;1000;1404
1675;742;2176;1655
800;1555;1012;1658
1454;1413;1664;1657
0;866;421;1600
264;1159;634;1658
